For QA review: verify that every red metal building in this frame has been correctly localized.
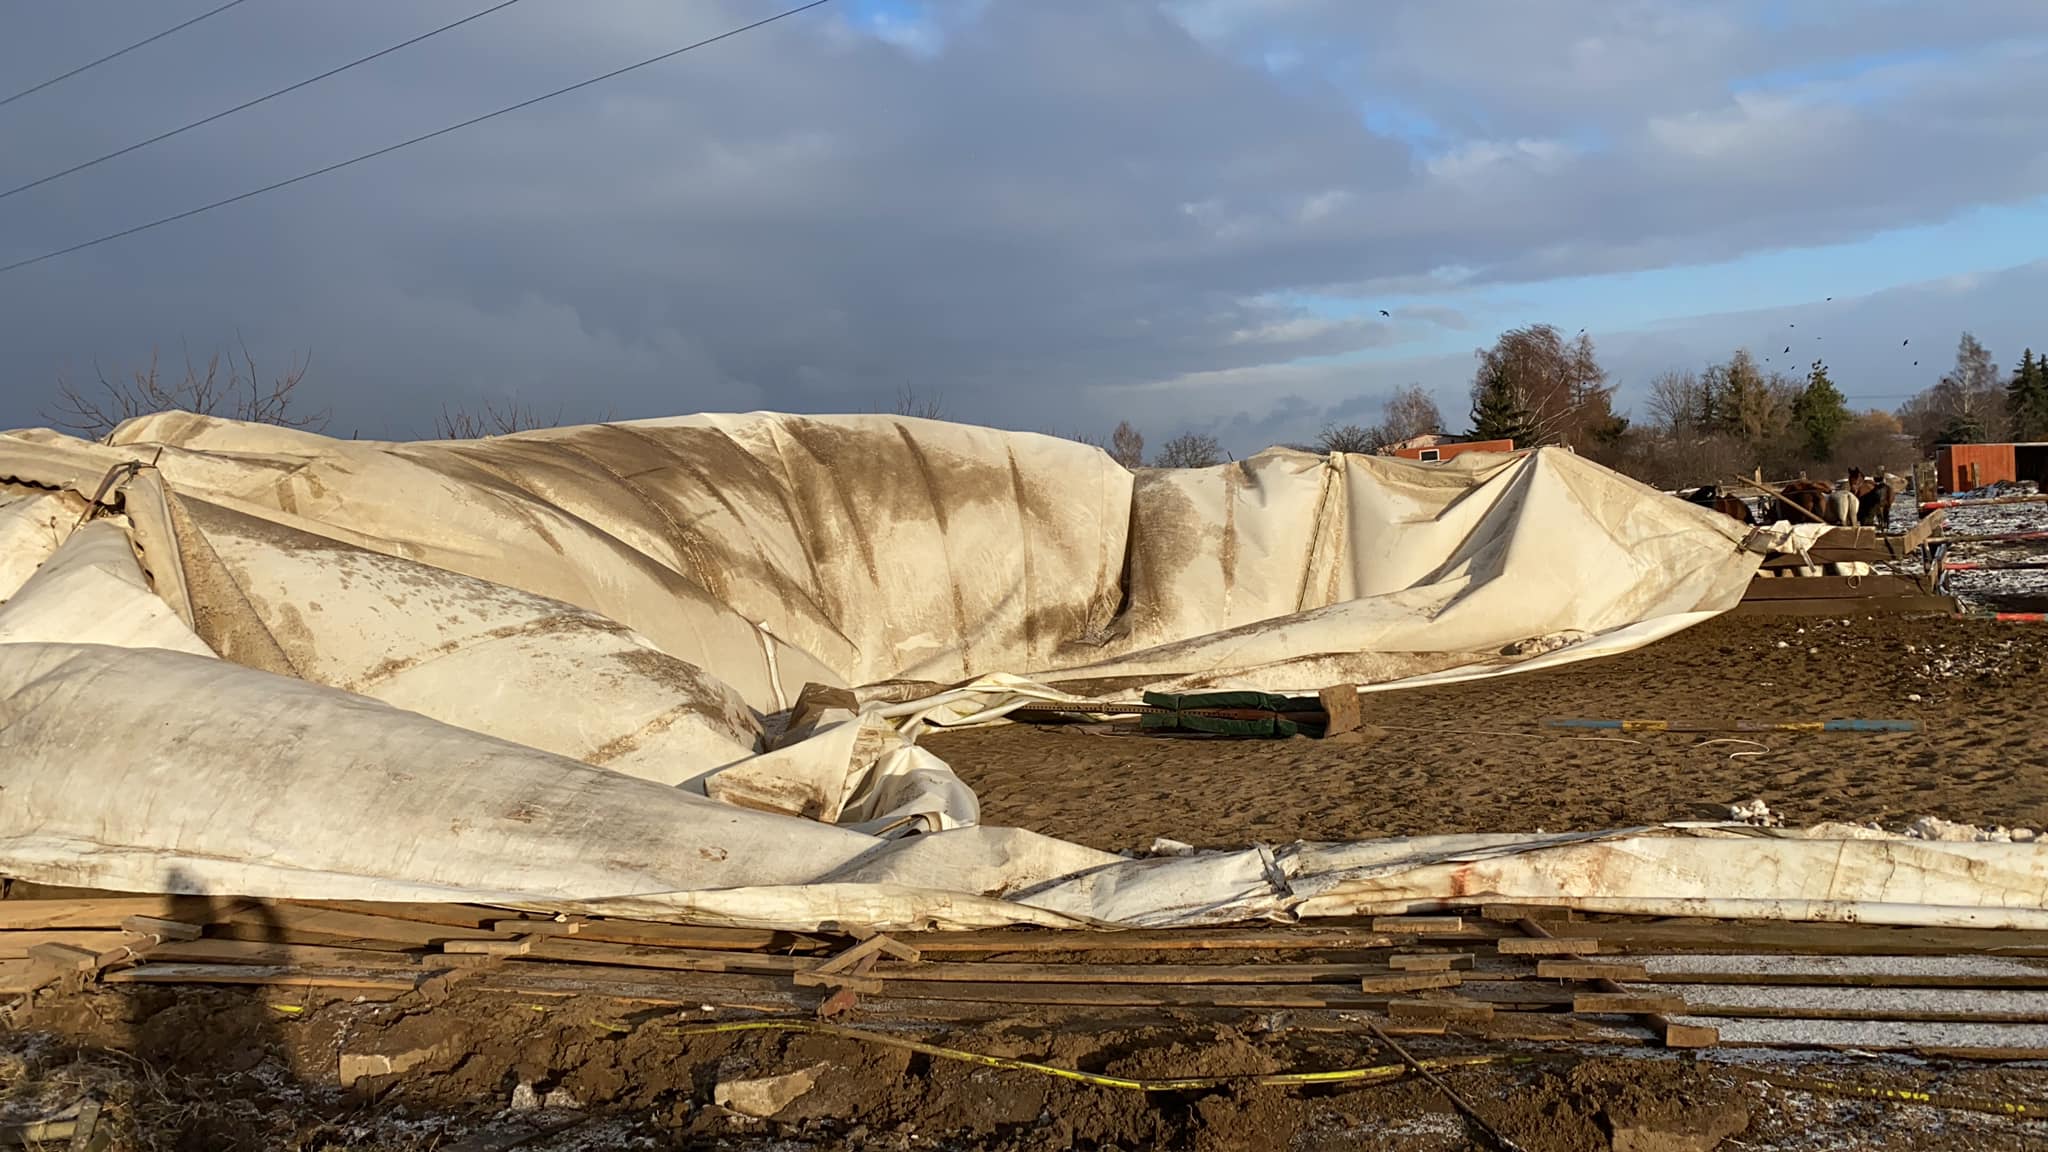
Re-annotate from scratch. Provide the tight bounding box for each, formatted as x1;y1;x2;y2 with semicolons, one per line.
1388;437;1517;463
1934;442;2048;493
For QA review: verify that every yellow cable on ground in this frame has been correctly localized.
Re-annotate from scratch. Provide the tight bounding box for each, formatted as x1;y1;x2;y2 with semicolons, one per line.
661;1018;1507;1092
1752;1070;2042;1119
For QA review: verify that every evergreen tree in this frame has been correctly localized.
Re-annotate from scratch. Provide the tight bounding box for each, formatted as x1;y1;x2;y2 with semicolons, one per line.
1468;362;1535;444
2009;349;2048;441
1791;359;1849;462
1708;349;1779;447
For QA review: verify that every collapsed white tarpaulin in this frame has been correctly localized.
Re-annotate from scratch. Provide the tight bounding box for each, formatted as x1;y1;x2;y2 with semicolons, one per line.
2;413;2039;931
3;641;2043;932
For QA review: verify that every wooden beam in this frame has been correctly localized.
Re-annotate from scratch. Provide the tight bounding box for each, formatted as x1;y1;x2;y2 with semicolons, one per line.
1389;953;1474;972
1573;992;1687;1014
1498;937;1603;955
1359;972;1464;993
104;963;418;993
0;896;249;931
1388;998;1494;1025
1371;916;1468;935
1537;960;1649;981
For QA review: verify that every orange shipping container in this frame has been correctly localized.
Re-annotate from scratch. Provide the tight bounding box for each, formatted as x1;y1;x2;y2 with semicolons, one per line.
1934;443;2036;493
1391;438;1516;463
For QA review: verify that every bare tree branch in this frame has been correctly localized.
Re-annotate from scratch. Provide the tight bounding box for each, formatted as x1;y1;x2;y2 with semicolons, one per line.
434;396;563;439
45;337;326;440
893;385;947;421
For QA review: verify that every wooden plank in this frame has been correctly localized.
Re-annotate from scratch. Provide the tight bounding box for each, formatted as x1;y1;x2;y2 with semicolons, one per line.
28;942;103;972
1537;960;1649;981
1730;595;1955;617
502;963;1399;1009
1663;1023;1720;1048
1372;916;1467;935
1639;953;2048;988
1388;998;1494;1024
1389;953;1474;972
569;920;822;953
519;939;807;975
518;939;1399;987
1498;937;1604;955
1665;1015;2048;1055
897;927;1402;954
890;959;1408;986
1742;574;1925;600
0;958;46;994
1359;972;1463;993
0;896;249;931
1318;684;1362;736
1567;920;2048;957
120;915;204;942
793;970;882;993
0;930;133;960
288;901;516;930
1657;984;2048;1024
812;935;895;977
143;938;440;970
104;963;419;993
1479;905;1571;923
1574;992;1688;1014
488;918;581;937
227;904;501;950
445;937;534;957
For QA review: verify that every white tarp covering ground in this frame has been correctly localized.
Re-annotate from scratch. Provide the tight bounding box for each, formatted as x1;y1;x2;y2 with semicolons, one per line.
2;412;2043;931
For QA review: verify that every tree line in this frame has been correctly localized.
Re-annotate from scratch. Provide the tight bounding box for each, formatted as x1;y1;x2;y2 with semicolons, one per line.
44;325;2048;484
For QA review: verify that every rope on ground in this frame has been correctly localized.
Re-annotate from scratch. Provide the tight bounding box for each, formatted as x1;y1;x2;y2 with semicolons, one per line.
660;1018;1511;1092
1749;1069;2043;1119
1375;724;1647;747
1694;737;1772;762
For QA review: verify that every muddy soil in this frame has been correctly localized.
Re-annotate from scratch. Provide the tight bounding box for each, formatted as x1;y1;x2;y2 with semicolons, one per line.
929;614;2048;850
7;984;2048;1151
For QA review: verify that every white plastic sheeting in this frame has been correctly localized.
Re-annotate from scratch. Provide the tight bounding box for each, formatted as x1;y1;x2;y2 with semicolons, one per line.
2;413;2039;932
0;520;212;657
0;489;82;602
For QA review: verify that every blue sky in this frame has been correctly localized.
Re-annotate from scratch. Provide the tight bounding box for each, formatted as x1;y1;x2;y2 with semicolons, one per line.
2;0;2045;449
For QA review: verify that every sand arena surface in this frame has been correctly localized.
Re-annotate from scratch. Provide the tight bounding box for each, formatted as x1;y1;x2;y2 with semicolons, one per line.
930;613;2048;850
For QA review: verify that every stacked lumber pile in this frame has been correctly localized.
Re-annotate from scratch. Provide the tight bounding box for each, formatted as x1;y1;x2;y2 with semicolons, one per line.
7;886;2048;1059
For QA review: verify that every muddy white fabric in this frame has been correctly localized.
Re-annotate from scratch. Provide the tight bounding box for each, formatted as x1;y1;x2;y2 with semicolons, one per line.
2;642;2043;932
12;412;2033;933
168;493;761;785
0;489;81;602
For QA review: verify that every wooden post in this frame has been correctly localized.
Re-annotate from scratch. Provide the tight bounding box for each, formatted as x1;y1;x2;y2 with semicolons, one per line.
1318;684;1362;737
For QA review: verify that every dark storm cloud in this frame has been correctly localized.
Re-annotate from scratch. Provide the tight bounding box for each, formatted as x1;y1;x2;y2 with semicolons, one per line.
1;1;2042;448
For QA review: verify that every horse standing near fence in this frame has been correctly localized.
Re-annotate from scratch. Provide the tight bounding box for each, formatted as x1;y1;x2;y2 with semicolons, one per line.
1848;469;1894;528
1774;479;1834;524
1685;484;1755;525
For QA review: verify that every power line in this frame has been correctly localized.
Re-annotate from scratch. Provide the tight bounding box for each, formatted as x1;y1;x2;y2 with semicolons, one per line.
2;0;530;203
0;0;258;110
0;0;834;276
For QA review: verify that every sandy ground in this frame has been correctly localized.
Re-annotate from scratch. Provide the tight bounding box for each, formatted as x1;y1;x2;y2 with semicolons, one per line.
927;613;2048;851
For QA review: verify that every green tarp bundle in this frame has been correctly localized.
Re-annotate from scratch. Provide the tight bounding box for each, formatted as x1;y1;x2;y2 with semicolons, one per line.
1139;690;1328;737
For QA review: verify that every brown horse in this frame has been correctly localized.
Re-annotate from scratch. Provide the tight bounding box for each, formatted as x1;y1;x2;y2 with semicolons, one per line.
1773;479;1833;523
1685;485;1755;524
1849;470;1894;528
